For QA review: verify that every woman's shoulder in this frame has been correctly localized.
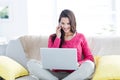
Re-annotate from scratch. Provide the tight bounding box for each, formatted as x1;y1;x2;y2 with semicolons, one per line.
76;32;87;41
76;32;85;37
49;33;56;39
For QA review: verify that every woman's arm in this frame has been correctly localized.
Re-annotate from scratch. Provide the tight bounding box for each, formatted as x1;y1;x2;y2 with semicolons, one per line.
48;35;61;48
79;34;94;64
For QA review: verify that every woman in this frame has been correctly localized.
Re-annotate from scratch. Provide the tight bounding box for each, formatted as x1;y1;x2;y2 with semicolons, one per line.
27;9;95;80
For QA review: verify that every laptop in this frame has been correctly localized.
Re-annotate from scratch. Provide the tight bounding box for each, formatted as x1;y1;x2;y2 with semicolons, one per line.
40;48;78;70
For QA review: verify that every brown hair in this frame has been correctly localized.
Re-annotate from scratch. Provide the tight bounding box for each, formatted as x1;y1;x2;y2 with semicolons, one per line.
52;9;76;47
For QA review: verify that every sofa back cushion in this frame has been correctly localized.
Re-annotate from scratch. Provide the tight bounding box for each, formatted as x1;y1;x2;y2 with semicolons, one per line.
87;36;120;56
19;35;48;61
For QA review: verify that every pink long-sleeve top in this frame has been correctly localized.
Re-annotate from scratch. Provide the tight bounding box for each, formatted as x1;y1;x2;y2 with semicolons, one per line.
48;32;94;72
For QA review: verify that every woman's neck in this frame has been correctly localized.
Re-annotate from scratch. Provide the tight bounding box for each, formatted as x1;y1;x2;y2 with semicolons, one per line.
64;32;76;40
65;32;74;37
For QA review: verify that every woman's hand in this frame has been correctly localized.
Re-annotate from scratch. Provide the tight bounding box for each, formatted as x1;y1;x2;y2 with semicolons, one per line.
56;25;62;38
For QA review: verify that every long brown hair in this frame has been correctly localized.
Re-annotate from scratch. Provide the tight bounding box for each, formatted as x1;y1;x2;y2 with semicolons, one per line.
52;9;76;48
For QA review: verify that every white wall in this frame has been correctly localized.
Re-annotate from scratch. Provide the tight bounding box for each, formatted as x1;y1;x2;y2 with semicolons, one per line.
0;0;27;41
27;0;57;36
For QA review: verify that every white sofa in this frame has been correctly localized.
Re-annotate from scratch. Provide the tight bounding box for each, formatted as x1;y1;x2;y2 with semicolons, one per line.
1;35;120;80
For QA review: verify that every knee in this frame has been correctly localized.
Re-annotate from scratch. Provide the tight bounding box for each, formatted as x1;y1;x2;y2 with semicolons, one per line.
27;59;42;70
81;60;95;71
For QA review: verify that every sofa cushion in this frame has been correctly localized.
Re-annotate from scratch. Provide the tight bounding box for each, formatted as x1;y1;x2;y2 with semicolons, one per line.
0;56;28;80
92;55;120;80
16;75;38;80
93;56;100;65
6;39;28;68
91;37;120;56
19;35;48;61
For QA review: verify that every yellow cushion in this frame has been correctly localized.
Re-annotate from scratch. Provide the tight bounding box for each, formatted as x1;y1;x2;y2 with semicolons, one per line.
94;56;100;65
92;55;120;80
0;56;29;80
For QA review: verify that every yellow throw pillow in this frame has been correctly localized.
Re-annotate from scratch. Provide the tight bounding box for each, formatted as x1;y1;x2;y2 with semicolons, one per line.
93;55;100;65
92;55;120;80
0;56;29;80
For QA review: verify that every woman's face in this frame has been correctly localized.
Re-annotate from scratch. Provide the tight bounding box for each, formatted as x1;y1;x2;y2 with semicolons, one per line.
60;17;71;34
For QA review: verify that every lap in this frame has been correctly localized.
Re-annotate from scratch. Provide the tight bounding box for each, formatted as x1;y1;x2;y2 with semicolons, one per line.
48;70;70;79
